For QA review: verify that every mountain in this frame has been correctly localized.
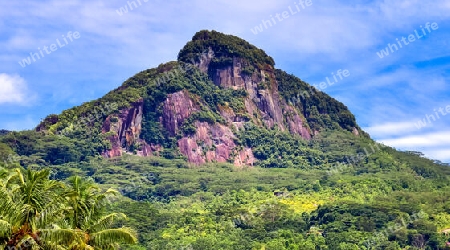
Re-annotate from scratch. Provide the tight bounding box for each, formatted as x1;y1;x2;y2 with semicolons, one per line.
36;30;367;166
2;30;450;249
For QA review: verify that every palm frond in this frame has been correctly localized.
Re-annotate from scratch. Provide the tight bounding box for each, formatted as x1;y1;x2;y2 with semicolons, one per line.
88;213;127;233
0;219;11;238
90;227;137;247
39;228;78;246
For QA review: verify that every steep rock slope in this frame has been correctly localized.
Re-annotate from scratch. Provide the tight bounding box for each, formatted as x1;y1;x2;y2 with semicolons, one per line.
36;30;365;166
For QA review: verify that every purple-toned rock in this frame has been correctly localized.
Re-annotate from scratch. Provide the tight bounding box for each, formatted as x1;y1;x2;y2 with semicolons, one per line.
162;90;199;136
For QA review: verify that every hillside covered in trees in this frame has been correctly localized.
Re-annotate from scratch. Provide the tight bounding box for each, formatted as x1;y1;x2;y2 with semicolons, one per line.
1;30;450;249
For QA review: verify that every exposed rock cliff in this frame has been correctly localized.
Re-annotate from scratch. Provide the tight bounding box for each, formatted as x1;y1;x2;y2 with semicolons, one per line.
97;30;359;165
37;30;363;166
195;52;311;139
102;98;147;158
162;91;199;136
177;121;255;166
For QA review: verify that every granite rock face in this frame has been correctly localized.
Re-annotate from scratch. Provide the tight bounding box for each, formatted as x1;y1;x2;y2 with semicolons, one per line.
101;48;311;165
162;90;199;136
177;121;255;166
197;55;311;139
102;99;144;158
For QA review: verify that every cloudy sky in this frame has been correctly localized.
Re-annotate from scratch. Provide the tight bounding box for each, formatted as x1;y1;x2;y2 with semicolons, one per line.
0;0;449;162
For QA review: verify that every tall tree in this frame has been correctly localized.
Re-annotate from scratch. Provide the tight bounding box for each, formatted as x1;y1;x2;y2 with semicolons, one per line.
60;176;137;249
0;168;65;249
0;168;137;249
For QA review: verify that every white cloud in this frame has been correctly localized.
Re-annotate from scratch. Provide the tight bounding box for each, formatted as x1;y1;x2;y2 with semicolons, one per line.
377;131;450;148
422;148;450;162
377;0;450;25
0;74;28;104
372;131;450;162
247;1;378;57
363;121;418;137
0;0;448;163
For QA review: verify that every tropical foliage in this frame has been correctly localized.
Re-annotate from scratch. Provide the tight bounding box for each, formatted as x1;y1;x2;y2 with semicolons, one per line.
1;152;442;249
0;167;137;249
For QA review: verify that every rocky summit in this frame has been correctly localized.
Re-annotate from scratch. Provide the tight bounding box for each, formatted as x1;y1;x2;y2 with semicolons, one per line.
37;30;364;166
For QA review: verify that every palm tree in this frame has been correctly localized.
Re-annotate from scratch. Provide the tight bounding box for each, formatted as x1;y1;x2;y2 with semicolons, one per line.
0;168;137;249
58;176;137;249
0;168;67;249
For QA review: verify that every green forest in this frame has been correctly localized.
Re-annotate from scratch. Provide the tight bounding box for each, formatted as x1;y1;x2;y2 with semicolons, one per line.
1;128;450;249
1;30;450;249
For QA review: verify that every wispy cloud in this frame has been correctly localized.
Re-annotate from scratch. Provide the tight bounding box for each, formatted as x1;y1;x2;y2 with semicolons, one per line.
377;0;450;23
379;131;450;148
0;73;28;105
425;148;450;162
376;131;450;162
363;122;418;138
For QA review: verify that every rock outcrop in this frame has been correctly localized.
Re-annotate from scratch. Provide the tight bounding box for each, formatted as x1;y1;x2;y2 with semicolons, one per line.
101;46;311;164
158;90;255;166
177;121;255;166
197;54;311;139
102;98;147;158
162;90;199;136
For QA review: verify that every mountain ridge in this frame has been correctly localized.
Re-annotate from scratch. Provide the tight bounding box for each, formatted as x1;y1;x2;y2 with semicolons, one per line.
36;30;368;166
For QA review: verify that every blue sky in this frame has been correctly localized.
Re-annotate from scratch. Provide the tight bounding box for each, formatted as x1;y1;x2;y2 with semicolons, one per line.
0;0;449;162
